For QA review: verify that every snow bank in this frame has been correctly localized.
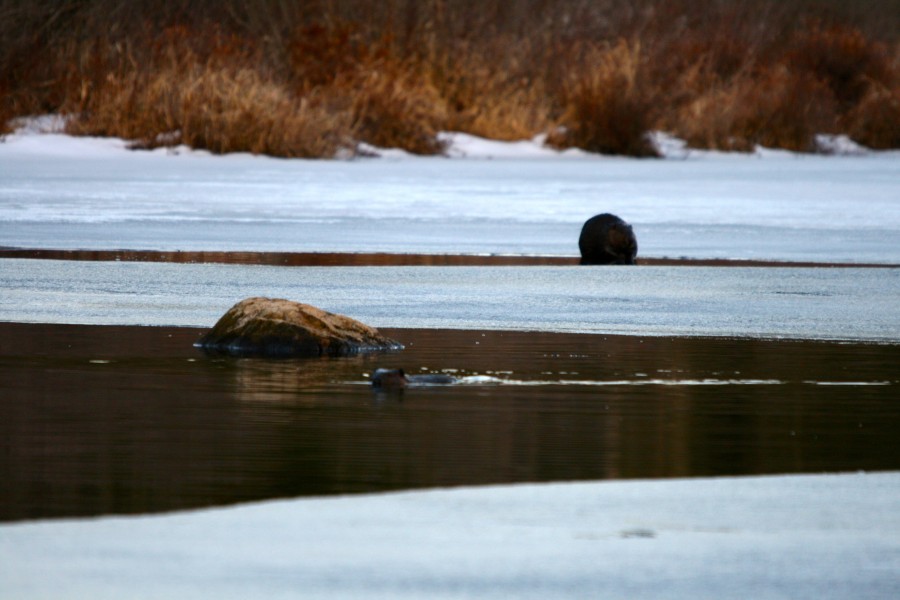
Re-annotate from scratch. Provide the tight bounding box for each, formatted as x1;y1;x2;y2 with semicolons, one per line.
1;472;898;599
5;116;882;159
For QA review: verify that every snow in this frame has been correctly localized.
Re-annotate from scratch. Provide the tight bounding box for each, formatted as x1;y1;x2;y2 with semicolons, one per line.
815;133;871;156
440;131;590;158
1;472;898;599
2;119;900;598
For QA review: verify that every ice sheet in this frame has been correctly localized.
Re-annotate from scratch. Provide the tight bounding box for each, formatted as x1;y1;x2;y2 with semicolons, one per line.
2;260;898;341
2;123;899;263
2;472;898;599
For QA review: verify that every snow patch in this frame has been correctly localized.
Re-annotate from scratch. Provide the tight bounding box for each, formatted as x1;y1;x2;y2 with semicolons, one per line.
440;131;590;159
8;113;70;134
816;134;869;155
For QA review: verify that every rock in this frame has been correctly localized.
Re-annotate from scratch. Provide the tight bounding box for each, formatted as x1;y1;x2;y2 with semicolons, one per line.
578;213;638;265
197;297;403;357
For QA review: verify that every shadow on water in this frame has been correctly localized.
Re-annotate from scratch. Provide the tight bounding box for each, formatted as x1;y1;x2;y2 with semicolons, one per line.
1;322;898;522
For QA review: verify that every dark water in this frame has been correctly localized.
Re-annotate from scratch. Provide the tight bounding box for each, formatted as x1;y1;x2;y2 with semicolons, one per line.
1;322;898;522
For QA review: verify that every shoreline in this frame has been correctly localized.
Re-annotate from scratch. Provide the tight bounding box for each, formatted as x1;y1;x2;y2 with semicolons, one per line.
2;248;898;268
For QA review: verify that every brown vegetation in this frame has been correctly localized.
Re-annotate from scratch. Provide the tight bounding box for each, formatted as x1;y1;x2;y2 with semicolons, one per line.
1;0;898;157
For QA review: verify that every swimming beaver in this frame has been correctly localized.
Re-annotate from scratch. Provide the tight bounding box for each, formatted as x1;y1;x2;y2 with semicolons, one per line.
578;213;638;265
370;368;458;388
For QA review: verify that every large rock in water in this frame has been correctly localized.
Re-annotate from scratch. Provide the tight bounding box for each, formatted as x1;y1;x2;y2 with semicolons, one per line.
197;297;402;357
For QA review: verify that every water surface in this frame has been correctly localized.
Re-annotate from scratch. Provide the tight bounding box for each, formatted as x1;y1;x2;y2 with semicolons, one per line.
2;322;897;522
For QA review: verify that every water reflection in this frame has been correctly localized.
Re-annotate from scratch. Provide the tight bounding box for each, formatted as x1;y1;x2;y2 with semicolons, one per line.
1;322;898;522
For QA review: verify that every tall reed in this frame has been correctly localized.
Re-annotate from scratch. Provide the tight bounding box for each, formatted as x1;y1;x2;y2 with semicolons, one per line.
1;0;898;157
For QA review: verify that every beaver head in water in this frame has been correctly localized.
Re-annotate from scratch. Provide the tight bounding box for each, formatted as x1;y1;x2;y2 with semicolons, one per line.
371;368;410;388
370;368;458;388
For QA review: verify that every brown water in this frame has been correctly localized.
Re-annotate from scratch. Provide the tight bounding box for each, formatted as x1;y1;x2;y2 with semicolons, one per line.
1;322;898;522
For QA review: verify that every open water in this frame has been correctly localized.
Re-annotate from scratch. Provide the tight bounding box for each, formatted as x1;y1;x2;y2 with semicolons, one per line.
2;322;897;522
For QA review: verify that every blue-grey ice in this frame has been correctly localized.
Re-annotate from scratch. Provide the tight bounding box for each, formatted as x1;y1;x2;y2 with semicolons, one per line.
1;122;899;264
2;259;898;341
2;472;899;600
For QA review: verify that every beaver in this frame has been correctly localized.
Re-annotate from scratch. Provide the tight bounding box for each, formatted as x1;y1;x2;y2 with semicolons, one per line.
578;213;638;265
370;368;458;388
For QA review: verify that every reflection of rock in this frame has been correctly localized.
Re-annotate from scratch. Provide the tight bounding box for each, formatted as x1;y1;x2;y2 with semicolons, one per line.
197;297;403;357
371;368;459;388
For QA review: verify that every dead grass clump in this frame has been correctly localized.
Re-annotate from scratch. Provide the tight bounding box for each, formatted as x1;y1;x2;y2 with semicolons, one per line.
845;82;900;149
739;67;837;151
287;21;377;91
423;36;554;141
58;23;358;158
178;68;355;157
672;66;837;152
549;40;659;157
0;103;14;135
285;21;449;155
348;64;448;155
68;63;355;158
454;82;552;141
788;22;892;109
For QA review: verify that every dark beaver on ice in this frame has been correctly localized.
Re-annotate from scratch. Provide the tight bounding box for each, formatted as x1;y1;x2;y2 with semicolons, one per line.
578;213;638;265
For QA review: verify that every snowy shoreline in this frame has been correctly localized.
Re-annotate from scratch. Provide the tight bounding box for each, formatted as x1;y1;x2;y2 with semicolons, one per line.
2;115;883;159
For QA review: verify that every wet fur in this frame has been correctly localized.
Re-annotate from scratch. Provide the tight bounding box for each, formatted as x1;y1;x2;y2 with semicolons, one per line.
578;213;638;265
371;368;458;388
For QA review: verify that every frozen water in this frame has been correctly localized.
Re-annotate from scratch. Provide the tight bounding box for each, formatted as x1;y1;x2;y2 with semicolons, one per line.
1;259;898;341
1;472;898;599
2;123;899;263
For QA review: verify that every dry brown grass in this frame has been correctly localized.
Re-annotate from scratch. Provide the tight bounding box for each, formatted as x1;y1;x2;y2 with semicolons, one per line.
348;64;448;155
845;82;900;149
548;40;659;157
652;15;897;152
59;26;357;157
2;0;899;157
425;36;554;141
788;22;893;109
672;66;837;152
